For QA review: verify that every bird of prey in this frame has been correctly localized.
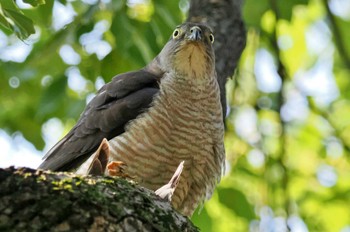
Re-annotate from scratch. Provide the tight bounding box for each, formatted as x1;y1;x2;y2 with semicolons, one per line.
39;22;225;216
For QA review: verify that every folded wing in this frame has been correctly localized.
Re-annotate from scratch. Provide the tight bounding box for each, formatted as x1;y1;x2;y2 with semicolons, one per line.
39;69;161;171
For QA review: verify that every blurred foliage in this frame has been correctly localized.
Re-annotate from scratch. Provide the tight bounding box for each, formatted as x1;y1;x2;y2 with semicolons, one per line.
0;0;44;40
1;0;350;231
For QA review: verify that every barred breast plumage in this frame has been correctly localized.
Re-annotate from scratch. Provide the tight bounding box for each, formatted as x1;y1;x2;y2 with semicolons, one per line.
108;69;225;216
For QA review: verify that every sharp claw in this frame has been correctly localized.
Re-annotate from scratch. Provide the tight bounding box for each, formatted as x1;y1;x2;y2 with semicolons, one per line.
107;161;131;178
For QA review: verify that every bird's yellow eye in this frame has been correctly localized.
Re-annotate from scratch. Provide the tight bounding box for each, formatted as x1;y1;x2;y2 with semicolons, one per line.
173;29;180;38
209;34;214;43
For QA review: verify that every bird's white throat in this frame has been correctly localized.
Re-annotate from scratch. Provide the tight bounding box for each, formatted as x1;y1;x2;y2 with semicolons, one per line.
174;43;209;79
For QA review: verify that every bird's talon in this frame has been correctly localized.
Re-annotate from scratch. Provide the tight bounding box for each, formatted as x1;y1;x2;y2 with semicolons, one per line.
107;161;131;178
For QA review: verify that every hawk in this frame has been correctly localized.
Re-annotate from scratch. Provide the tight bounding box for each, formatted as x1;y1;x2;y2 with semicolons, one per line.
39;22;225;216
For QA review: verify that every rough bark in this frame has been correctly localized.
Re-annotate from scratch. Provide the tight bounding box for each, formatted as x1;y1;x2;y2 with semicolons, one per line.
187;0;246;117
0;167;198;232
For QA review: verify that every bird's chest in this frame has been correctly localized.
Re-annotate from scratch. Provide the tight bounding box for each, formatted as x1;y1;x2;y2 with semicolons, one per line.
108;75;223;189
167;97;220;148
153;79;224;170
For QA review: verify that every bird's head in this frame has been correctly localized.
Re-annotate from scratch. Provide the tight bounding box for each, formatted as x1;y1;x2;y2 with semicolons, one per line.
157;23;216;79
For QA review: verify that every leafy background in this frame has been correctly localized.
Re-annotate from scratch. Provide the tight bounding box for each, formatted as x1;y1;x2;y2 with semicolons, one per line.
1;0;350;231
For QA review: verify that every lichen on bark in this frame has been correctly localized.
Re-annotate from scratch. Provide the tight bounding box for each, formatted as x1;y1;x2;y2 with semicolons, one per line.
0;167;198;232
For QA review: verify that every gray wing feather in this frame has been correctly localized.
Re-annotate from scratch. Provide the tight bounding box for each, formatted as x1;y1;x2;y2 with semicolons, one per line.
38;69;160;171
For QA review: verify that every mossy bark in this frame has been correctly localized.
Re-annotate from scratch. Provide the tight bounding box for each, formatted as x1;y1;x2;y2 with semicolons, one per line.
0;167;198;232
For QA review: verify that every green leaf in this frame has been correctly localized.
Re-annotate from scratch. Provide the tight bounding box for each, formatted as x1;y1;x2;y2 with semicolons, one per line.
0;0;20;11
243;0;269;28
217;187;255;220
333;16;350;58
23;0;46;7
154;2;178;29
38;76;67;119
243;0;309;28
2;8;35;39
21;0;54;28
0;12;11;30
111;10;133;51
277;0;308;20
191;207;213;232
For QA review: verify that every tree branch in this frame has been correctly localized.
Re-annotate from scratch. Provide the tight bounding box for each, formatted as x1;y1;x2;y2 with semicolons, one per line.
268;0;290;217
0;167;198;232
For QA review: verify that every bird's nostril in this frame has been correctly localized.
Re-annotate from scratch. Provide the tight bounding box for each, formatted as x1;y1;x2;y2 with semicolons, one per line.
189;27;202;40
190;27;201;34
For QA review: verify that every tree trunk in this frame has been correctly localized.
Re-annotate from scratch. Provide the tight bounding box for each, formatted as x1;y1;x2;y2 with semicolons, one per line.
0;167;198;232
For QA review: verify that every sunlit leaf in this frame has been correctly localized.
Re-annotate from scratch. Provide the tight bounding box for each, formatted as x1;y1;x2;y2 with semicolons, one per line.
243;0;269;28
217;187;255;220
0;0;20;11
154;2;178;29
333;16;350;59
23;0;46;7
191;207;213;232
0;12;11;30
277;0;308;20
21;0;54;28
2;8;35;40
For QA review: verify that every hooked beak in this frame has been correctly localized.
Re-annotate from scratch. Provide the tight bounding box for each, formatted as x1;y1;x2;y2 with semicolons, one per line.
188;26;202;41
